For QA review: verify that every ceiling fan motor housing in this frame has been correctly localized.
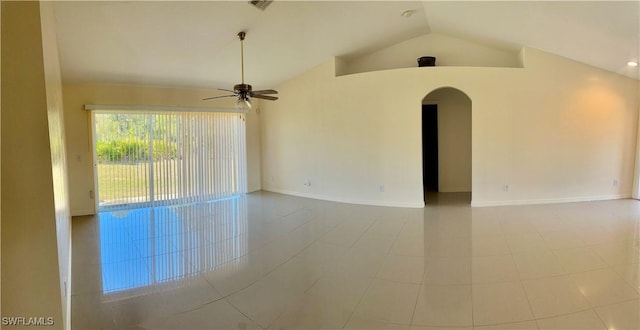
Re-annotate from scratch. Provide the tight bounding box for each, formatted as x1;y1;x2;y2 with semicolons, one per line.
234;83;252;93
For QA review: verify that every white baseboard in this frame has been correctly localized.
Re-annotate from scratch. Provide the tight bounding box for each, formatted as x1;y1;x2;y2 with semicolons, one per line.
438;187;472;193
264;188;631;208
263;188;424;208
471;194;631;207
71;209;96;217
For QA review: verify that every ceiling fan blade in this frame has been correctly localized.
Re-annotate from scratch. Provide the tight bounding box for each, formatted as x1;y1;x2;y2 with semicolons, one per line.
218;88;236;93
202;94;236;101
252;94;278;101
251;89;278;95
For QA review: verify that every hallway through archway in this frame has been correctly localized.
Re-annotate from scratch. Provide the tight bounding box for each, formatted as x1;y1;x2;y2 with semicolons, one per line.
422;87;472;205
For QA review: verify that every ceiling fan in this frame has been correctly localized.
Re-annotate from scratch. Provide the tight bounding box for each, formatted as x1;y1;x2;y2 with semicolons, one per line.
203;31;278;111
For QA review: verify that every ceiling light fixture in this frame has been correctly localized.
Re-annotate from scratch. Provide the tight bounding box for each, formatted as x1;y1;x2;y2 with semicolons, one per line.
628;61;638;67
401;9;415;18
236;95;252;111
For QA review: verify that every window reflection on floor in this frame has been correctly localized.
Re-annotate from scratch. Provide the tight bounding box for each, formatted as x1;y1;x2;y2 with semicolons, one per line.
98;196;248;296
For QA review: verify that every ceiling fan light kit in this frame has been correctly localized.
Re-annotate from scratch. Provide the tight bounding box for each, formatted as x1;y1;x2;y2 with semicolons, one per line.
203;31;278;113
236;92;252;111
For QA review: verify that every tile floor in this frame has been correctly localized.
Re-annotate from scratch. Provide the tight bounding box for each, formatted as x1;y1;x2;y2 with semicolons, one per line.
71;192;640;329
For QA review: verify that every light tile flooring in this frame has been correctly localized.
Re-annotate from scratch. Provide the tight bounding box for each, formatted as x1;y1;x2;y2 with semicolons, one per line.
72;192;640;329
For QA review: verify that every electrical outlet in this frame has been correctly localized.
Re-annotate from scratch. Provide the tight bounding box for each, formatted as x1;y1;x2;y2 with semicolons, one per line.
613;179;619;187
304;179;312;187
89;190;95;199
503;184;509;192
379;185;385;192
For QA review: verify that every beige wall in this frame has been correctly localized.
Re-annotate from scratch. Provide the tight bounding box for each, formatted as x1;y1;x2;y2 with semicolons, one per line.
63;83;262;216
39;2;72;326
344;33;519;75
633;81;640;199
1;1;69;328
1;0;3;316
424;88;472;192
260;47;639;207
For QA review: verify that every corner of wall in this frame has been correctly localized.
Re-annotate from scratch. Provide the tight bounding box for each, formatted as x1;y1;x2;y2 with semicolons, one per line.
40;1;72;328
334;56;348;77
517;47;526;68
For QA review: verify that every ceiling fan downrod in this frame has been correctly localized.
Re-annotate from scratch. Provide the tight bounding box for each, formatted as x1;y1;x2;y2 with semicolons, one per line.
238;31;246;85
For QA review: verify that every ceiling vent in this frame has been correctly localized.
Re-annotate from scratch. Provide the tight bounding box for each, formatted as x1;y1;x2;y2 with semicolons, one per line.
248;0;273;11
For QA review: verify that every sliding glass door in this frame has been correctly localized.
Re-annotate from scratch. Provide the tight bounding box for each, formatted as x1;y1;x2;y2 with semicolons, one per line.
93;111;247;211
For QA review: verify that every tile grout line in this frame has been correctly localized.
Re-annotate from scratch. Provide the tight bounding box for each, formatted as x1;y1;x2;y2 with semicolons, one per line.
225;297;268;330
477;297;639;329
395;214;425;329
502;216;537;328
341;215;404;329
470;228;476;329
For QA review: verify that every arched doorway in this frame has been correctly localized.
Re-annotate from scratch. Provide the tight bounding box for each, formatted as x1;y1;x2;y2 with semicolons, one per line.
422;87;472;205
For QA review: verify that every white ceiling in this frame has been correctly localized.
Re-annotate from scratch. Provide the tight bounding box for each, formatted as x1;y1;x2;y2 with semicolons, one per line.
52;1;639;91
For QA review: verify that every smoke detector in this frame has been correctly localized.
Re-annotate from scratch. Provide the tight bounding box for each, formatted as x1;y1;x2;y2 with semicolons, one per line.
249;0;273;11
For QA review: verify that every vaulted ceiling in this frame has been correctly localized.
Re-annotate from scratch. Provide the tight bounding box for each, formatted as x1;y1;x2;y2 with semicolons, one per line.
52;1;639;91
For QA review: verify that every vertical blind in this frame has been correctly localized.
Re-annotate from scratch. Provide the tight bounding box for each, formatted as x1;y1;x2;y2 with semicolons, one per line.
93;111;247;211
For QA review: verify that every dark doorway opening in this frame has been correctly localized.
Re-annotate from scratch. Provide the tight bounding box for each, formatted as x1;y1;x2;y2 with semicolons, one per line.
422;87;472;206
422;104;438;203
